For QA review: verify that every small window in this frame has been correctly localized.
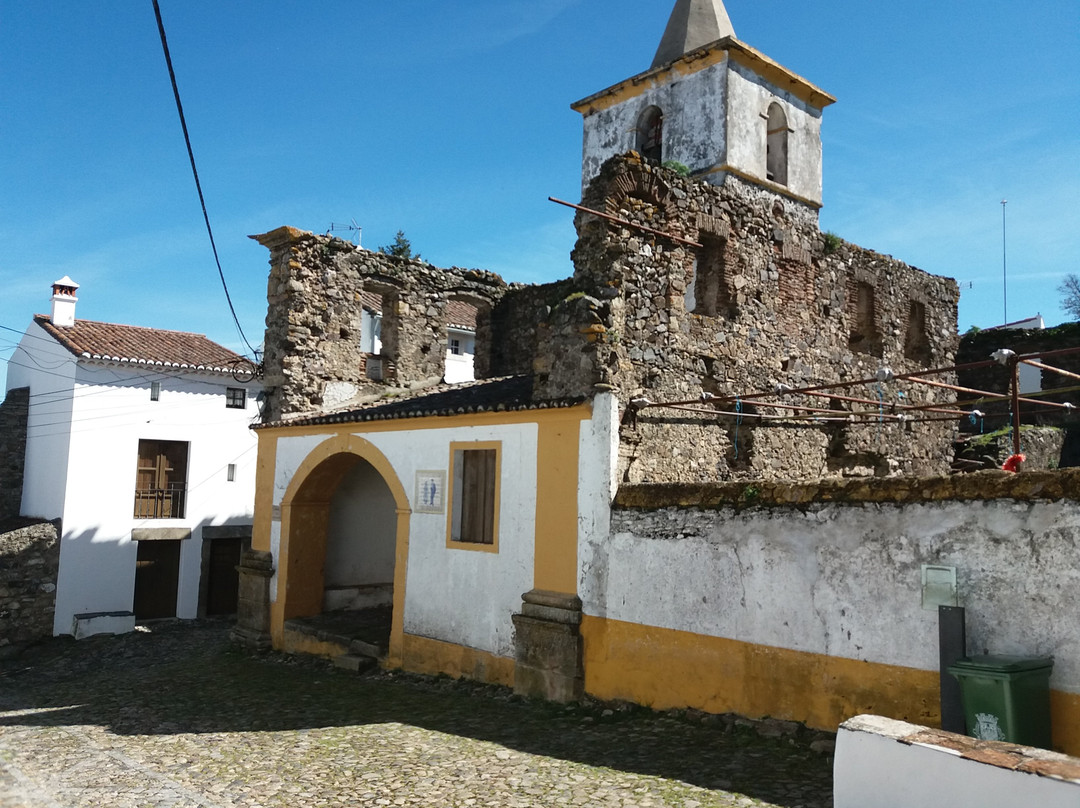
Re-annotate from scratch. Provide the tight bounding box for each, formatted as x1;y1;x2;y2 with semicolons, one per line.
766;103;788;186
134;439;188;519
636;106;664;163
227;463;236;482
848;281;882;356
225;387;246;409
448;444;499;549
904;300;931;364
449;338;462;356
690;236;730;317
150;381;161;401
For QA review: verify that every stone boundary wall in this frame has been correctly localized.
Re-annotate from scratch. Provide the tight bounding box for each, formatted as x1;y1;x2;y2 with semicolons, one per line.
614;466;1080;509
0;387;29;522
0;518;59;649
586;469;1080;753
835;715;1080;808
957;323;1080;427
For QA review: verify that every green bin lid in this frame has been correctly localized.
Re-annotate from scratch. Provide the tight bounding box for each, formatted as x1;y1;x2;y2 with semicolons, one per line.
948;655;1054;675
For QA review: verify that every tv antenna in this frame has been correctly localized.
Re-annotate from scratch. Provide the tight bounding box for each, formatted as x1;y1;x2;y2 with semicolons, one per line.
326;219;362;246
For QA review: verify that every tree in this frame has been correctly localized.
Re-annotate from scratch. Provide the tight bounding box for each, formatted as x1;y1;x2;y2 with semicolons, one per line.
378;230;420;261
1059;273;1080;320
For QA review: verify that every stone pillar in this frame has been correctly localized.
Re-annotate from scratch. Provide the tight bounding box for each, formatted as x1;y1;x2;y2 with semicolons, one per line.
512;589;584;703
230;549;274;650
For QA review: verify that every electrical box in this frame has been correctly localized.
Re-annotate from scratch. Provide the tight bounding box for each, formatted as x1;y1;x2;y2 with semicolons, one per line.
922;564;958;610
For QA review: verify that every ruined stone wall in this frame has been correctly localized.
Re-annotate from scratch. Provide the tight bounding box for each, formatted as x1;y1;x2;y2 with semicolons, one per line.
957;323;1080;428
0;518;59;649
488;279;576;379
0;388;28;521
955;426;1066;471
535;155;960;482
256;227;508;421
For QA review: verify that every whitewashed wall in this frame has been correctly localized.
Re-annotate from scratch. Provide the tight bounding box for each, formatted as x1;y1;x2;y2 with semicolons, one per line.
577;393;619;592
593;498;1080;696
579;57;824;204
580;62;727;192
325;459;397;610
726;62;823;203
7;321;78;521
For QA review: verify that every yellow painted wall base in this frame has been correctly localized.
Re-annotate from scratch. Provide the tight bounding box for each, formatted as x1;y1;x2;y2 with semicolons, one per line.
582;615;1080;756
399;633;515;688
1050;690;1080;756
280;628;350;660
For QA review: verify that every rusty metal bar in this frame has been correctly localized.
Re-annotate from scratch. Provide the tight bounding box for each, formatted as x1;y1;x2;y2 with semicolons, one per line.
665;403;902;423
910;376;1076;410
793;388;975;417
549;196;703;249
1014;344;1080;363
1021;358;1080;383
909;376;1009;399
647;359;998;411
1011;356;1022;455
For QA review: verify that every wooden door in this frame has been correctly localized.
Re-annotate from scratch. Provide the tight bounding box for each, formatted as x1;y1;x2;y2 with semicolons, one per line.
206;537;242;616
133;540;181;619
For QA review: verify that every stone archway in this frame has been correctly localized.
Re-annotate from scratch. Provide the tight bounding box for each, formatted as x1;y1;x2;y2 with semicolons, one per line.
277;434;410;665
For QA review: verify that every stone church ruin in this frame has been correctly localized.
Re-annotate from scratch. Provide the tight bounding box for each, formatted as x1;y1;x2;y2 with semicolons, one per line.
255;0;961;483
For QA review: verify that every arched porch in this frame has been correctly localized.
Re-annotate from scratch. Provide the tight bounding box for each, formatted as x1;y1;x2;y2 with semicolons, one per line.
274;434;410;667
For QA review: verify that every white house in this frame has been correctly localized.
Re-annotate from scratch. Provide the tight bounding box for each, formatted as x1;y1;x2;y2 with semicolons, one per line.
3;277;261;637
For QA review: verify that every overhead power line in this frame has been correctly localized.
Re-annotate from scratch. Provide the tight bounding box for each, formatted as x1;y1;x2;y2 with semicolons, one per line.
151;0;258;359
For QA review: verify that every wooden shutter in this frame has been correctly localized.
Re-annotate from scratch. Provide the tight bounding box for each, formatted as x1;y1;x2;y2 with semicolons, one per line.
459;449;496;544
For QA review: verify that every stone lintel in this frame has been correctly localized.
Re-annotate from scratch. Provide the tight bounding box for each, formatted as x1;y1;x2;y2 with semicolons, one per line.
132;528;192;542
202;524;253;540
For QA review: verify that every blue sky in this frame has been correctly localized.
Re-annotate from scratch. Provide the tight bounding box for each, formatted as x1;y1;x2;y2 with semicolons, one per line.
2;0;1078;376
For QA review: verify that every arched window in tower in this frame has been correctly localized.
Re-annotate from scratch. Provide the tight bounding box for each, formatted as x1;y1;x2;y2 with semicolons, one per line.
766;103;789;186
636;106;664;163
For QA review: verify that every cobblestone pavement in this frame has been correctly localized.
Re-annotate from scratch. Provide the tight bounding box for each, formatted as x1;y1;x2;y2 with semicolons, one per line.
0;621;834;807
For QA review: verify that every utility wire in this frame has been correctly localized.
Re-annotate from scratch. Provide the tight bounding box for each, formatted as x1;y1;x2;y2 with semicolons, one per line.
151;0;258;359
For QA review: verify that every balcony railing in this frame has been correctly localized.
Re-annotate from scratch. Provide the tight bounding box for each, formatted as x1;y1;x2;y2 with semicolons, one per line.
134;485;187;519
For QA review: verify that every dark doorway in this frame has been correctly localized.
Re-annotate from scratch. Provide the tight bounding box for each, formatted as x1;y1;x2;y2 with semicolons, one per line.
206;537;243;616
134;539;181;619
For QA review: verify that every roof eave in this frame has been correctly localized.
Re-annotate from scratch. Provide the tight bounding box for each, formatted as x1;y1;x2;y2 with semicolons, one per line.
571;36;835;115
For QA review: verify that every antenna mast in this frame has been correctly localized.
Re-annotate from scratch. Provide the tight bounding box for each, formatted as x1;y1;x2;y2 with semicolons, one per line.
1001;199;1008;325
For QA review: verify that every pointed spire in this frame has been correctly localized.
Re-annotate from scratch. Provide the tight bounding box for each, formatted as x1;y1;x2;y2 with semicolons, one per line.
652;0;736;68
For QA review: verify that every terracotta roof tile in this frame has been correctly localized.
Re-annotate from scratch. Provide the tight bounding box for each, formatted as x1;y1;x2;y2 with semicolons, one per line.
359;294;477;330
34;315;247;374
261;375;585;429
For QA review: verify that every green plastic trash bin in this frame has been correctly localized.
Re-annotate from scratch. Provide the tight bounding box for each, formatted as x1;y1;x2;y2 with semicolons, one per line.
947;655;1053;748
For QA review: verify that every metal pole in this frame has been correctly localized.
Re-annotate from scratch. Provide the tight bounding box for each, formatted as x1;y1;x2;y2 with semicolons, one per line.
1002;199;1008;326
1011;355;1022;455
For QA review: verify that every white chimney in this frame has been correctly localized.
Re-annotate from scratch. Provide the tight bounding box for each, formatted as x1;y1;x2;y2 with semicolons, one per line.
50;276;79;327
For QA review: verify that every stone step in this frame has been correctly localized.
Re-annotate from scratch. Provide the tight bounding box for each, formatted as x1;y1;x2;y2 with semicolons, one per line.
333;653;378;673
349;638;383;658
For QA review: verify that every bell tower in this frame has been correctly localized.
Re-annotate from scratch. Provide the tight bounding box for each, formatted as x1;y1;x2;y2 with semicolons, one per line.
571;0;835;208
